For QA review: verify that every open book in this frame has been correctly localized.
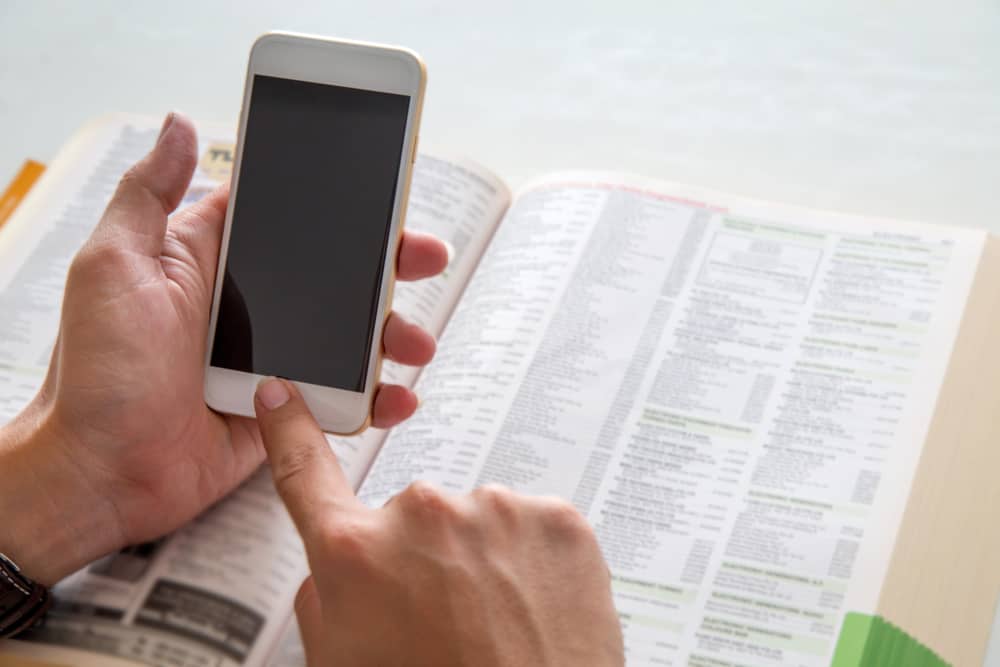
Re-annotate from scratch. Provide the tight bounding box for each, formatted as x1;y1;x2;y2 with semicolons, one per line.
1;113;998;667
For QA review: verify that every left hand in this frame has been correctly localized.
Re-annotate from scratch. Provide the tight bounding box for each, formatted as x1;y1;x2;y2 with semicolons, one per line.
0;113;449;585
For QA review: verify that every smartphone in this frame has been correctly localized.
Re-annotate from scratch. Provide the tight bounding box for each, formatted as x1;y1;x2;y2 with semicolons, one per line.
204;32;426;434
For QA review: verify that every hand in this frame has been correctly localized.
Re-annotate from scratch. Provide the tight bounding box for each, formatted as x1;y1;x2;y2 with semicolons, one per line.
0;113;449;585
253;377;624;667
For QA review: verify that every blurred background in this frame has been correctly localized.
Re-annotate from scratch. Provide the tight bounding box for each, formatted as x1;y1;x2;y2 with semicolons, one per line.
1;2;999;663
0;1;998;229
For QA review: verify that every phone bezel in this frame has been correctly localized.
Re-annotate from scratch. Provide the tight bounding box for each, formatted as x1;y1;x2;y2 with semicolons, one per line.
203;32;425;434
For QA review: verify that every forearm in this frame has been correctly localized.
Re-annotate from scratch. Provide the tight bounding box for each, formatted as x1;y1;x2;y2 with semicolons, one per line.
0;402;123;587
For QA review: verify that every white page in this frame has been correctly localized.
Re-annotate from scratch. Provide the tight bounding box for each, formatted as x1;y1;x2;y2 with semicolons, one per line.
358;171;985;666
0;114;510;666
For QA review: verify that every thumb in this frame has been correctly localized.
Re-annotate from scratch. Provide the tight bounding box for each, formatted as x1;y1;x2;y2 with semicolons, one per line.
254;378;362;542
92;112;198;256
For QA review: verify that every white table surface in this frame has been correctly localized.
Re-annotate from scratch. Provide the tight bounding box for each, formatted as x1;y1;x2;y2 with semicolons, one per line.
1;1;999;664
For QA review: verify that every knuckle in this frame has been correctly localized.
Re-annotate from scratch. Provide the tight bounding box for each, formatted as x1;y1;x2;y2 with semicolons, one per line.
316;520;376;569
269;440;320;489
540;499;593;541
66;250;94;283
118;164;151;199
116;164;171;213
472;483;520;519
68;243;132;283
119;164;144;189
397;480;460;523
293;577;319;618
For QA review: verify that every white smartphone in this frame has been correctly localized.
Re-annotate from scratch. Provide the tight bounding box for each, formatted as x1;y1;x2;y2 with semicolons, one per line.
204;32;426;434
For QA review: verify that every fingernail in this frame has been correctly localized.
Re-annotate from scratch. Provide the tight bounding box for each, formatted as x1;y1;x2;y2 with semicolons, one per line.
156;112;176;145
443;241;455;265
257;377;290;410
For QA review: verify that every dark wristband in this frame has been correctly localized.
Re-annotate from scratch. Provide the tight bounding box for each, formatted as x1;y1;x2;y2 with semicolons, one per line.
0;552;52;638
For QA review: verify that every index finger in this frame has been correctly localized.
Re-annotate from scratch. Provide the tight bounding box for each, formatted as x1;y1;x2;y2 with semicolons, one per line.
397;229;449;281
254;377;363;539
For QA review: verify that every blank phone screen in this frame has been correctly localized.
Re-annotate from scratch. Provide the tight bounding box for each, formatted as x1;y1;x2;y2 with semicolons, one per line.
210;74;410;391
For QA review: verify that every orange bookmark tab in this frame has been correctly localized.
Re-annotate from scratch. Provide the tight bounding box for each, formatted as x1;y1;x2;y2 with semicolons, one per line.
0;160;46;230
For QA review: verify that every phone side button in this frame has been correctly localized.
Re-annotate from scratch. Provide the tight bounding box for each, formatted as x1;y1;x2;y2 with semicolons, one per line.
412;135;419;163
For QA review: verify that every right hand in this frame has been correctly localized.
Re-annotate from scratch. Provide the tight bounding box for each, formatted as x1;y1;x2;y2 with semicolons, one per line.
254;377;624;666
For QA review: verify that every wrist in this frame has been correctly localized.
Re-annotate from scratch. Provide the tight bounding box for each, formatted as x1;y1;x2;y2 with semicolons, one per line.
0;402;125;587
